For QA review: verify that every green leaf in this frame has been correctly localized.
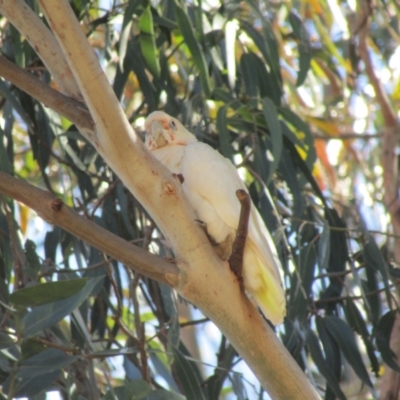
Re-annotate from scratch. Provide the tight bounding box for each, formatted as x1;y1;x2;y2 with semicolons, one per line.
148;346;180;393
171;343;205;400
205;342;237;400
10;278;87;308
0;128;12;174
143;390;186;400
324;316;373;388
376;311;400;373
240;53;258;107
261;98;282;184
317;220;330;271
175;3;211;97
24;240;42;279
289;242;316;321
288;12;311;86
17;348;79;379
279;107;316;169
0;80;32;131
363;233;392;309
216;106;233;161
2;370;60;398
344;298;380;376
21;276;104;339
119;0;141;71
306;328;346;400
125;379;152;399
139;6;161;77
316;317;342;400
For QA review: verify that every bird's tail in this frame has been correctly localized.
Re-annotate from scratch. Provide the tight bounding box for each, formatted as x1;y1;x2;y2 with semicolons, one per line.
244;242;286;326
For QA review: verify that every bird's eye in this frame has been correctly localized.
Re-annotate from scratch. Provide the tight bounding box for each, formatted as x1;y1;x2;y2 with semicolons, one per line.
169;119;177;131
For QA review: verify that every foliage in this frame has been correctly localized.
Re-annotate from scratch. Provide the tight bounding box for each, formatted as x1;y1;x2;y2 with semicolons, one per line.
0;0;399;398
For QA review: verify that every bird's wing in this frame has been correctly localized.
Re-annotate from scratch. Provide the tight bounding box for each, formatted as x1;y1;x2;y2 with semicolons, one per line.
182;142;285;324
181;142;245;234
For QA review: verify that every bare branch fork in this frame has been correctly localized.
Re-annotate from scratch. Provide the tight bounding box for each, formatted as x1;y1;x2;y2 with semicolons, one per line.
0;0;321;398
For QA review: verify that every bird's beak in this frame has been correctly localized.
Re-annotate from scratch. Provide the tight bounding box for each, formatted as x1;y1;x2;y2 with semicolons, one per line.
151;120;164;140
149;120;169;149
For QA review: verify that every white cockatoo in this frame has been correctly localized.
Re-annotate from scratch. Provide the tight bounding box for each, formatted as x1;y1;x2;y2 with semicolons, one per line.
144;111;286;325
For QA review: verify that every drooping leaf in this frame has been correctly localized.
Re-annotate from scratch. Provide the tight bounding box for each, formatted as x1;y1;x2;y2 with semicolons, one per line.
175;3;211;97
376;310;400;373
323;316;374;388
344;298;380;376
316;317;342;400
21;276;104;339
171;343;206;400
240;53;258;107
140;6;161;77
288;12;311;86
363;233;392;309
261;97;282;184
10;278;87;308
306;328;346;400
216;105;233;161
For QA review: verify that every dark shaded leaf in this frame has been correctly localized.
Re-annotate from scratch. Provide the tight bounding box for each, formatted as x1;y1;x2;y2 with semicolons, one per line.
2;369;60;398
149;346;180;393
240;53;258;107
176;3;211;97
143;391;186;400
10;278;87;308
0;128;12;174
17;348;79;379
288;12;311;86
21;276;104;339
44;227;61;263
216;105;233;161
171;343;205;400
344;298;380;376
140;6;161;77
289;242;316;321
261;97;282;184
316;317;342;400
279;107;316;169
306;328;346;400
205;342;237;400
376;310;400;373
324;316;373;388
317;209;348;314
363;234;392;309
24;239;41;279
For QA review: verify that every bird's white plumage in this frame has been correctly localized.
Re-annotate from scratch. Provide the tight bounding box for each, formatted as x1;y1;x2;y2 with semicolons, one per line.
145;111;286;325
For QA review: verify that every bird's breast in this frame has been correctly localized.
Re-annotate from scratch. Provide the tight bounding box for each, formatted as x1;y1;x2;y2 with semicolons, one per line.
151;145;186;174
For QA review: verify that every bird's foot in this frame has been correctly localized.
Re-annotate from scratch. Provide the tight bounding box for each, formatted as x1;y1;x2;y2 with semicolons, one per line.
172;173;184;184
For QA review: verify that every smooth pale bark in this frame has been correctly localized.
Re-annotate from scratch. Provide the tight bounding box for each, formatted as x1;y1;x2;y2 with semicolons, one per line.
0;172;178;285
0;0;82;101
0;0;321;398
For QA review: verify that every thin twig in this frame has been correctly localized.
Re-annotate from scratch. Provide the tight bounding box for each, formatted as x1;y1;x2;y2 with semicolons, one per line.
229;190;251;287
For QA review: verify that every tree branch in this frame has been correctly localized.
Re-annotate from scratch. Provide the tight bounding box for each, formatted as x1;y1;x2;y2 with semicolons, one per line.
0;0;82;101
357;2;400;398
0;172;178;286
0;56;94;131
229;189;251;286
357;0;400;262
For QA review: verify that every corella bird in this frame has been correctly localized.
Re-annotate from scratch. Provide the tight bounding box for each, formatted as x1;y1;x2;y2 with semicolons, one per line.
144;111;286;325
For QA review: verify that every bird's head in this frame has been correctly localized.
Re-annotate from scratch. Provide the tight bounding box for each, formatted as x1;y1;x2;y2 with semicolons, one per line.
144;111;197;150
